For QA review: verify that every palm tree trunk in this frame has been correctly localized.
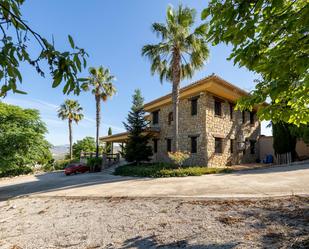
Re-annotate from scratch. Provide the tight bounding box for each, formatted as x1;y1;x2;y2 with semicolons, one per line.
95;95;101;158
69;119;73;160
172;48;181;152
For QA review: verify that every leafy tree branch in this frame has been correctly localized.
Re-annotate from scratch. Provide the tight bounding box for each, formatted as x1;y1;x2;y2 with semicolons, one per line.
0;0;88;97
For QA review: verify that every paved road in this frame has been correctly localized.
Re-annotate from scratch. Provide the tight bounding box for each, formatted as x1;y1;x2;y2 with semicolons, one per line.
0;164;308;200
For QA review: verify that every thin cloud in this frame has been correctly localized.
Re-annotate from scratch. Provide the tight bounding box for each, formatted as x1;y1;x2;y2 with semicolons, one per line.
2;97;58;112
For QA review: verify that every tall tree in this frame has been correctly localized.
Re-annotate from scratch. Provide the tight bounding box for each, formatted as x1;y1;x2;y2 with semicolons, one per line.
82;66;116;158
72;136;96;159
123;89;153;164
202;0;309;125
0;0;88;97
273;122;297;161
106;127;112;153
142;5;209;151
57;100;83;160
0;102;52;176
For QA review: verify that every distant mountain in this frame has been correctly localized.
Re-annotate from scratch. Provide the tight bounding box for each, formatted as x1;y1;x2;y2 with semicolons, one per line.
51;145;69;160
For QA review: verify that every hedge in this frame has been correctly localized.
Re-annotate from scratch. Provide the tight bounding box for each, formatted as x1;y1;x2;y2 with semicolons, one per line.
114;163;233;177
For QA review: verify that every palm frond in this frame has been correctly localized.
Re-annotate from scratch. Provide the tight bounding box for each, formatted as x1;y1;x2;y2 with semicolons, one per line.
57;99;84;122
152;23;169;40
142;5;209;83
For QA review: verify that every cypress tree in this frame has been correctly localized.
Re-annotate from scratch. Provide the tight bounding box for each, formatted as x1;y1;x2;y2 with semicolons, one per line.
273;122;297;161
105;127;112;153
123;89;153;164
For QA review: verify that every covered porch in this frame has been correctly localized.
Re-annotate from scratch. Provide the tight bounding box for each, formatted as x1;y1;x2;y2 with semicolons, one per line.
100;128;160;154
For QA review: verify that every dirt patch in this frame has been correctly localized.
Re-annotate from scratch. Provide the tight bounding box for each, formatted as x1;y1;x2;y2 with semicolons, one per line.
0;196;308;248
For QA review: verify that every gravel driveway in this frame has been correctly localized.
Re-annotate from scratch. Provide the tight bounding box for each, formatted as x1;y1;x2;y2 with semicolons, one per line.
0;164;308;200
0;196;308;249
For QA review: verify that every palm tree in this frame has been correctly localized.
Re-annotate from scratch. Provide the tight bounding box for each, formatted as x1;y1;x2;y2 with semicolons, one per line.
58;100;84;160
82;66;116;158
142;5;209;151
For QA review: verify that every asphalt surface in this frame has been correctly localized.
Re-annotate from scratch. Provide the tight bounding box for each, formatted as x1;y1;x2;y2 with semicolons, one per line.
0;163;308;200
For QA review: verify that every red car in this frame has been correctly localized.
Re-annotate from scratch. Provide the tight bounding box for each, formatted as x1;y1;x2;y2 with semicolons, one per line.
64;163;89;176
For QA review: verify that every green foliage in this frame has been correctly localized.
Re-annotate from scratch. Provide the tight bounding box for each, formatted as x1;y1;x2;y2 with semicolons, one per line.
0;165;32;177
289;125;309;145
142;5;209;83
73;137;96;159
57;99;84;123
142;5;209;151
114;163;232;177
87;157;102;167
0;0;88;97
123;89;153;164
273;122;297;160
86;157;102;172
203;0;309;125
58;99;83;159
0;102;52;176
105;127;112;153
43;159;79;172
168;151;190;167
81;66;117;101
81;66;117;158
56;159;78;170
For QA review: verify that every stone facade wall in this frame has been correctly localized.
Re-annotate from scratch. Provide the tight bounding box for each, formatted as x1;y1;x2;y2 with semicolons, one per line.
149;91;260;167
205;92;260;167
151;93;207;166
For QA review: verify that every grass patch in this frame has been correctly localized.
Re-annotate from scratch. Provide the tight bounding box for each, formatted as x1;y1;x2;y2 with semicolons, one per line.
114;163;233;177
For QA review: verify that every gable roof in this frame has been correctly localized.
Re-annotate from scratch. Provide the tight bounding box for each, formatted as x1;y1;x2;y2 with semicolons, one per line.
143;74;251;112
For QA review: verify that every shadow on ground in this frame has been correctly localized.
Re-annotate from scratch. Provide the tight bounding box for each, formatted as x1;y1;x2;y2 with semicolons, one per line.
0;171;146;201
0;163;308;201
232;162;309;175
121;235;238;249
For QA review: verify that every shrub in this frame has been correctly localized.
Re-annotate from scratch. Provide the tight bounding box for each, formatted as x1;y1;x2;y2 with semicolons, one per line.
114;163;232;177
168;151;190;167
45;159;79;172
0;166;33;177
53;159;71;170
87;157;102;172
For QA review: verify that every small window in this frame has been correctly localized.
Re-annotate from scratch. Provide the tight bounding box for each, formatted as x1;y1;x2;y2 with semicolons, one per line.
191;136;197;153
215;138;223;154
229;103;234;119
168;112;173;125
152;111;159;124
250;112;255;125
214;99;222;116
153;139;158;153
242;111;246;124
191;98;198;116
250;140;256;154
166;139;172;152
230;139;234;153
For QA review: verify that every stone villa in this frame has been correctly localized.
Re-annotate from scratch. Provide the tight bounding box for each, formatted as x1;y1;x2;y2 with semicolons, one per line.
101;75;261;167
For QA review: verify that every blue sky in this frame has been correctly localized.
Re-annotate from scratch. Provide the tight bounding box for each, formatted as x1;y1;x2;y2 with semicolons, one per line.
2;0;271;145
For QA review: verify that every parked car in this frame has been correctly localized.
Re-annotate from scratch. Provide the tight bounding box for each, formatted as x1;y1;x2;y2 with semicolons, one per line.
64;163;89;176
